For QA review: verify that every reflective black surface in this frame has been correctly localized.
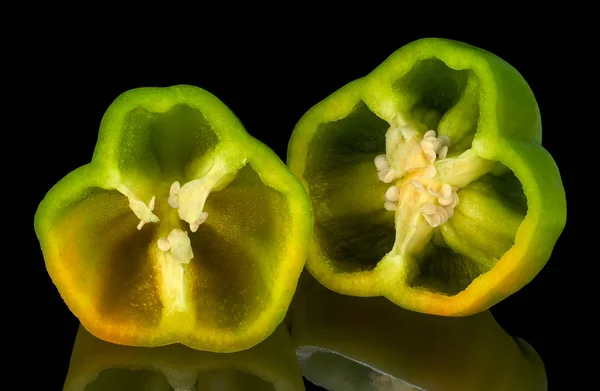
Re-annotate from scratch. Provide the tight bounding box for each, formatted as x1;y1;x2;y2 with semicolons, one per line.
61;279;547;390
24;26;576;390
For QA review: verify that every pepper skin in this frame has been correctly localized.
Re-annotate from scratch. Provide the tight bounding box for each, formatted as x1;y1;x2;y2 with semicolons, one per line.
63;324;305;391
289;281;547;391
286;38;566;316
34;85;312;352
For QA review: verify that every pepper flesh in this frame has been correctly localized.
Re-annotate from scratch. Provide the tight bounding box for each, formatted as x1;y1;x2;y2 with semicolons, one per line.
289;281;547;391
34;85;312;352
287;38;566;316
63;324;305;391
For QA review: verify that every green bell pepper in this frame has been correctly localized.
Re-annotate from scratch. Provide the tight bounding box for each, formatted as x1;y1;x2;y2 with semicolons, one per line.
287;38;566;316
34;85;312;352
63;324;305;391
289;280;547;391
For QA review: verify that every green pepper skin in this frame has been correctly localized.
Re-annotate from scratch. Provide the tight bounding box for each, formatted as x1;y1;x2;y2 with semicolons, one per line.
35;85;312;352
63;324;305;391
289;281;547;391
287;38;566;316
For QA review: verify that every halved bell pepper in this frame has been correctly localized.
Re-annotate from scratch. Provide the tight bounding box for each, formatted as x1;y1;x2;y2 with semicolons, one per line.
289;281;547;391
287;38;566;316
63;324;305;391
34;85;312;352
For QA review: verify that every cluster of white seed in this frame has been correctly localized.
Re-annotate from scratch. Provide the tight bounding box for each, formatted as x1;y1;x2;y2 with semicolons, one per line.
375;154;396;183
422;129;450;160
375;129;459;227
384;184;400;211
374;155;400;211
419;183;460;227
118;181;205;262
419;129;450;178
156;180;209;253
374;153;403;212
416;130;459;227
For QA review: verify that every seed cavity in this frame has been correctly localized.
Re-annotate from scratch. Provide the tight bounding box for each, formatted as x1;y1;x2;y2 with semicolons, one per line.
379;124;462;228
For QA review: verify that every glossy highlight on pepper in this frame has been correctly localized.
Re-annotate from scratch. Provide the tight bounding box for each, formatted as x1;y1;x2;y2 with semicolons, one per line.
34;85;312;352
287;37;566;316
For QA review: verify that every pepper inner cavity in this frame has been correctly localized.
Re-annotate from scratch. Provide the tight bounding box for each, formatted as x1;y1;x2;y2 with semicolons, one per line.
117;157;238;313
376;118;495;260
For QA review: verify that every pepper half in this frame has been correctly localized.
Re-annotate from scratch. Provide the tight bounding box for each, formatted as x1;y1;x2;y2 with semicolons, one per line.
289;281;547;391
34;85;312;352
287;38;566;316
63;324;305;391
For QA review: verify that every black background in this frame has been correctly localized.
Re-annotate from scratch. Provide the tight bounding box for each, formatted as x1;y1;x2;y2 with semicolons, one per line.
22;26;577;390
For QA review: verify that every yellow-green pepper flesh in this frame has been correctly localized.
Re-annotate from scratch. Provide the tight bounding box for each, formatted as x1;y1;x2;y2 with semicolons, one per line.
35;85;312;352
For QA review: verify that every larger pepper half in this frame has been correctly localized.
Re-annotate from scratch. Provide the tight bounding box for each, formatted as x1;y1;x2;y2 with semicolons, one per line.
34;85;312;352
287;38;566;316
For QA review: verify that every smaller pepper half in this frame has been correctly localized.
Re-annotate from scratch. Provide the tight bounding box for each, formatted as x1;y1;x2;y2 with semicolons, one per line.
34;85;312;352
63;324;305;391
287;38;566;316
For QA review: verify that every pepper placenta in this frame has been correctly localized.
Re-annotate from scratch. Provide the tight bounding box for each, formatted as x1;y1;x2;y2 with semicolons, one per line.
34;85;312;352
290;281;547;391
63;324;305;391
287;38;566;316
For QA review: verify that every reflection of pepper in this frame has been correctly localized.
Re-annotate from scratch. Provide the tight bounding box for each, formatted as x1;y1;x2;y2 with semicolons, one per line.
63;324;305;391
287;38;566;316
34;85;312;352
290;282;546;391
